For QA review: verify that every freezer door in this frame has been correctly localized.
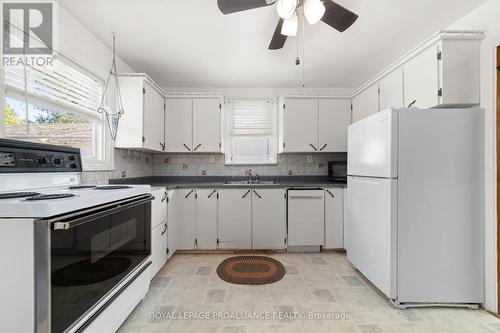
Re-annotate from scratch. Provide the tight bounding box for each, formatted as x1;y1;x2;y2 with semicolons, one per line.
346;176;397;298
347;109;398;178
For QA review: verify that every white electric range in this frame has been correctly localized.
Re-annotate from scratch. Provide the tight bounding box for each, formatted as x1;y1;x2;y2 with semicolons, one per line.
0;138;153;333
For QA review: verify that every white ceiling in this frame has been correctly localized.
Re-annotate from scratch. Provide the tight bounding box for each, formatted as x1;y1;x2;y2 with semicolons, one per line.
60;0;487;88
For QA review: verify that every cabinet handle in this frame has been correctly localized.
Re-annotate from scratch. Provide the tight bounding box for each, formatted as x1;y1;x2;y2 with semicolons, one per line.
185;189;194;198
160;142;165;151
161;223;167;236
161;191;167;202
253;190;262;199
183;144;191;151
319;144;327;151
326;189;335;198
310;144;317;151
408;100;417;108
208;190;216;198
194;144;201;151
242;190;251;198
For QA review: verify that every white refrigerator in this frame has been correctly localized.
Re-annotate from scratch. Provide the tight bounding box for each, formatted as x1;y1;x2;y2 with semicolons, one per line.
346;107;484;307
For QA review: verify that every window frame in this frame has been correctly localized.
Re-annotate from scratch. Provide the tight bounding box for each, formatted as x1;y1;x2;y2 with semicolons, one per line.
223;99;278;166
0;54;114;171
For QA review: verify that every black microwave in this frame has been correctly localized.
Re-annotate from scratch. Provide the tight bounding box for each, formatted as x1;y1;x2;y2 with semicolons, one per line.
328;160;347;183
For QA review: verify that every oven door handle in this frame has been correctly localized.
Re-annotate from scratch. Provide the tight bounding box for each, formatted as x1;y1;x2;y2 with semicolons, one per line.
50;195;153;231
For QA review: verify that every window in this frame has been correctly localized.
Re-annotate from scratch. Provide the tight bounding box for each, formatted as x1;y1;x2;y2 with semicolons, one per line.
224;100;277;165
2;58;110;169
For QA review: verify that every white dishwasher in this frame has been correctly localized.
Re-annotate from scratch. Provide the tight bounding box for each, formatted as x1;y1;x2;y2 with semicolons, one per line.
287;189;325;251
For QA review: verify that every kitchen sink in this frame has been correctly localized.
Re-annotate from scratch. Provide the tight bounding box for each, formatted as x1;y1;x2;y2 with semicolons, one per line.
224;180;278;186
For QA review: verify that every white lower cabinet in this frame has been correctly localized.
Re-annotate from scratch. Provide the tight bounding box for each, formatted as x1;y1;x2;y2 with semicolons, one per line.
150;188;169;279
217;189;252;249
251;189;286;249
324;188;344;249
151;222;168;278
166;190;176;260
287;190;325;247
171;189;196;250
195;189;218;249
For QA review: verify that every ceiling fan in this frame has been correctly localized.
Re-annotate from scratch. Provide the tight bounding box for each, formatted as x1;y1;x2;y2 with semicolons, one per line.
217;0;359;50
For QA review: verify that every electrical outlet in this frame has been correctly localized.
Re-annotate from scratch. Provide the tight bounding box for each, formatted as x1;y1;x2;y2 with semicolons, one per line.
307;155;313;164
209;156;215;164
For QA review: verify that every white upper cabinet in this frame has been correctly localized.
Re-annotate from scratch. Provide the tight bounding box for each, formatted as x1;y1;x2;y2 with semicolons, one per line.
280;98;351;153
115;75;165;152
318;99;351;152
281;98;318;152
165;97;221;153
251;189;286;249
404;45;440;108
192;99;221;152
379;68;404;111
352;83;379;123
165;98;193;152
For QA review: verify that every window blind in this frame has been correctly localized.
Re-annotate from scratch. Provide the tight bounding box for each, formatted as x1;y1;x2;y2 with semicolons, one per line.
228;100;273;136
5;60;103;113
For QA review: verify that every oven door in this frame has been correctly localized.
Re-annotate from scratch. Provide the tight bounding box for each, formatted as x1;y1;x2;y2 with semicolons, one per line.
44;194;152;333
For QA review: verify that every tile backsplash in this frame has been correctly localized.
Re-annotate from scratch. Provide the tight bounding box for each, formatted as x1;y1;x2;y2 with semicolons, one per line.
152;153;347;177
79;149;153;184
80;150;346;184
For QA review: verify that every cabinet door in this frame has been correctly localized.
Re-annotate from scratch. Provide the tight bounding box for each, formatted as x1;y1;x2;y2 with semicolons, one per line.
193;99;220;153
218;189;252;249
151;222;168;279
143;81;165;152
379;68;404;111
166;191;176;259
352;84;379;123
115;77;144;148
282;98;319;152
196;189;218;249
151;188;167;228
251;189;286;249
324;188;344;249
404;44;439;108
165;98;193;152
318;99;351;152
287;190;325;246
172;189;196;250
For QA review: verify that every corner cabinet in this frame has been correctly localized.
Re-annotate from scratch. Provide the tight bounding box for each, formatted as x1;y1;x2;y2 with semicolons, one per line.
165;97;221;153
279;98;351;153
115;74;166;152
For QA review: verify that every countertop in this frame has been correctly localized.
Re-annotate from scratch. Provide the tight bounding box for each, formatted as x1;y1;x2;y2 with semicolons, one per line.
109;176;347;190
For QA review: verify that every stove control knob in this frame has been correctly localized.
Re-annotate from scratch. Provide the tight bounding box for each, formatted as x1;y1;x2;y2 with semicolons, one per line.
38;157;47;164
68;155;76;161
70;163;78;169
53;158;62;165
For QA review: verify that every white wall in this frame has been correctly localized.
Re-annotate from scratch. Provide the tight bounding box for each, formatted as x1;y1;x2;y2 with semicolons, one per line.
447;0;500;313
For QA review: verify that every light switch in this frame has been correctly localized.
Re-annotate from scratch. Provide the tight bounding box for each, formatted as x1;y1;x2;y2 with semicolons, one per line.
307;156;313;164
209;156;215;164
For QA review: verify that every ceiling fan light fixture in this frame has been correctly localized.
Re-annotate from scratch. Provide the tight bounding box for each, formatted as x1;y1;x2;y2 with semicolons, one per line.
304;0;325;25
281;13;298;36
276;0;297;19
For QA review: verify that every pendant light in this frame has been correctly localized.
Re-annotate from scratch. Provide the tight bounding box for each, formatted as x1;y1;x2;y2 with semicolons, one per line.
281;13;298;36
304;0;325;25
276;0;297;19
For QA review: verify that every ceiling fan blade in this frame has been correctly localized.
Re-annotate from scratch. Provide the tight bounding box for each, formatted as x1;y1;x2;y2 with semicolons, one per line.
321;0;359;32
268;18;287;50
217;0;275;15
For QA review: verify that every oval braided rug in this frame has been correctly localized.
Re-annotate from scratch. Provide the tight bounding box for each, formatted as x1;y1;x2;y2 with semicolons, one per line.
216;256;285;285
